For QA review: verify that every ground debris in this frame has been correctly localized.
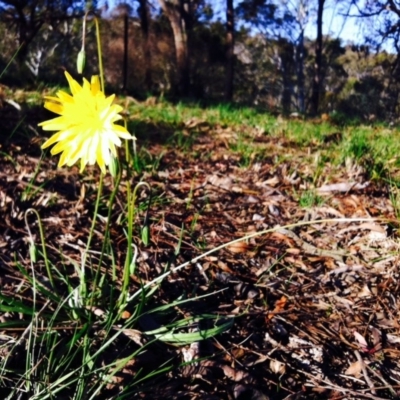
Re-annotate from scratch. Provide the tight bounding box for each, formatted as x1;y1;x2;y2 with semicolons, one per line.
1;124;400;400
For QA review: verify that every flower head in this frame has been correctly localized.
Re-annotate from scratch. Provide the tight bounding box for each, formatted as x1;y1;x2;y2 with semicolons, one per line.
39;71;132;174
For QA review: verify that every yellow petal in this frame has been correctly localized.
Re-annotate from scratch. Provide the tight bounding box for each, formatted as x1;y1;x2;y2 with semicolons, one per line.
65;71;82;96
41;130;66;149
113;124;132;138
39;116;70;131
44;101;63;115
56;91;74;103
91;75;101;95
39;70;132;174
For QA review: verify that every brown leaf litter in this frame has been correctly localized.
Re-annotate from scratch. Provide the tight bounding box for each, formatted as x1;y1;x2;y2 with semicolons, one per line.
1;124;400;399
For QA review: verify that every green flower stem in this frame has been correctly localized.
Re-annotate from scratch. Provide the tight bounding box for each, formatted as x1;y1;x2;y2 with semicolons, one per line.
94;16;105;92
24;208;54;288
0;43;24;80
82;10;104;92
121;179;133;302
101;166;122;262
119;137;133;307
91;163;122;308
82;172;104;271
120;181;151;307
125;128;132;164
80;13;87;56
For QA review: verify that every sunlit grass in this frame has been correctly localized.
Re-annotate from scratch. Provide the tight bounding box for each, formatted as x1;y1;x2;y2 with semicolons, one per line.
124;101;400;178
297;189;325;208
7;88;396;180
6;90;393;185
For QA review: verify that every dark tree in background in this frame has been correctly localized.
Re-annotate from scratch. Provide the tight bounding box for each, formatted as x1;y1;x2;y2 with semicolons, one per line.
295;0;308;113
157;0;191;95
225;0;234;101
0;0;88;62
274;0;309;112
138;0;152;91
236;0;294;111
310;0;325;115
118;3;132;91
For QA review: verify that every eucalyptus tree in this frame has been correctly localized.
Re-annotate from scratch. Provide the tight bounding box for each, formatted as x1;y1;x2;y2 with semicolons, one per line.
345;0;400;50
310;0;326;115
236;0;299;111
0;0;89;64
340;0;400;116
138;0;152;90
277;0;310;112
157;0;216;96
225;0;234;100
294;0;308;112
157;0;190;94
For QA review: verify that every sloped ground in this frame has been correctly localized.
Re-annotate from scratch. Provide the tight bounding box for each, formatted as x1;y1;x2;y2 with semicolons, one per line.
1;108;400;399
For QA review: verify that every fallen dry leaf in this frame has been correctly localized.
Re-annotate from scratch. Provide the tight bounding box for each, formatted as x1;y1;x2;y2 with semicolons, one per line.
227;241;249;254
345;360;363;377
269;359;286;375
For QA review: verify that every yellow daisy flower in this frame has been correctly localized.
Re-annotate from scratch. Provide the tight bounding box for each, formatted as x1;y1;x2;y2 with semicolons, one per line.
39;71;132;174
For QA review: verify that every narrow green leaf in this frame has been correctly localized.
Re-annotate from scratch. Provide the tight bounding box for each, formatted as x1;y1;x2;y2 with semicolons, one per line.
148;319;233;345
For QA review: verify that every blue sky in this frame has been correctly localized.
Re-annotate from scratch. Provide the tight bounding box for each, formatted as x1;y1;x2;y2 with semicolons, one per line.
106;0;367;46
205;0;366;45
306;3;363;44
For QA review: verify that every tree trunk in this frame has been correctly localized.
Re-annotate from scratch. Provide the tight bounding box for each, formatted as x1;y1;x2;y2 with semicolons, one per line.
296;28;305;113
310;0;325;116
15;6;42;62
122;12;129;91
138;0;152;91
158;0;190;96
296;0;307;114
279;40;294;114
225;0;234;101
